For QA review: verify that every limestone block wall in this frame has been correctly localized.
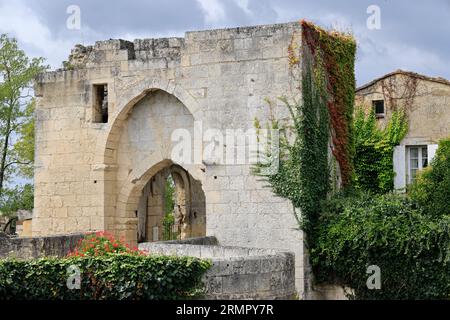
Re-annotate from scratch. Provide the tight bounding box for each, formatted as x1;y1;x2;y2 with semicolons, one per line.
139;240;296;300
33;22;309;296
0;233;84;259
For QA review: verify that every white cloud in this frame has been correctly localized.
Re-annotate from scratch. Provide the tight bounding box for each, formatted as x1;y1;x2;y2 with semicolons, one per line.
234;0;253;16
356;38;447;85
195;0;226;26
0;0;106;69
0;0;71;68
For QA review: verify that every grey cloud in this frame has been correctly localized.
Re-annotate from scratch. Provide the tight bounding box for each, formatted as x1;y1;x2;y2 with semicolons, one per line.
0;0;449;85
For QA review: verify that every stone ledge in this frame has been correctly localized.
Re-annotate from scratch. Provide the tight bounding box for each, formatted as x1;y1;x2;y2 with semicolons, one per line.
138;238;296;300
0;233;84;259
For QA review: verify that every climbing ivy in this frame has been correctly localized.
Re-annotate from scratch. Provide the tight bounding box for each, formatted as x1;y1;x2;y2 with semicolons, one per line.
301;21;356;188
254;21;450;300
353;106;408;193
253;21;356;240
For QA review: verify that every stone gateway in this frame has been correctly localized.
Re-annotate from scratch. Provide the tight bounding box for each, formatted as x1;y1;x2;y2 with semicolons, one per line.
33;22;336;298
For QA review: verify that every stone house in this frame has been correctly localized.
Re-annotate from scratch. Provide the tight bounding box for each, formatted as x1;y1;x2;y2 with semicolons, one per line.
355;70;450;190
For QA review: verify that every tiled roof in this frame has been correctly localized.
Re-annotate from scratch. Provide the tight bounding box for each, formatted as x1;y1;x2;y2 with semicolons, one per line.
357;69;450;92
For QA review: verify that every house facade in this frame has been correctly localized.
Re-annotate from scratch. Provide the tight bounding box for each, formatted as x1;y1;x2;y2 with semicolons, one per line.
356;70;450;190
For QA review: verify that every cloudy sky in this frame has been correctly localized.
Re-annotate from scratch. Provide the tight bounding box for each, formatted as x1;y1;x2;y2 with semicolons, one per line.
0;0;449;86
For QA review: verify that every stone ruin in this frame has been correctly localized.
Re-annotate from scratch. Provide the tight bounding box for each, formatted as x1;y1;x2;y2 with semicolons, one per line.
30;22;347;299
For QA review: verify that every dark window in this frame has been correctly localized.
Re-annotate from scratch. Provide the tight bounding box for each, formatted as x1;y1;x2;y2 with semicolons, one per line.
372;100;384;117
93;84;108;123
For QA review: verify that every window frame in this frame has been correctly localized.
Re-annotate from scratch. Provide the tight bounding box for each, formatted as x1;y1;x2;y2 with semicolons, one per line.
372;100;385;118
406;145;428;184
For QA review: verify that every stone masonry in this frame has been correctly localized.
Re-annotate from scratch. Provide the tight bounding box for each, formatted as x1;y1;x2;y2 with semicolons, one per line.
139;237;296;300
33;22;312;296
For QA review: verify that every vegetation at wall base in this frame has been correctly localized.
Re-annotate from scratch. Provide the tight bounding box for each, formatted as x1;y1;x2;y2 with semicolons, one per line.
311;137;450;299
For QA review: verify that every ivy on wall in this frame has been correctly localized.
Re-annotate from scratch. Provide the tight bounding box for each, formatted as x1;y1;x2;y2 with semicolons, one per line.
313;137;450;299
255;21;450;299
253;21;356;240
301;21;356;188
353;106;408;193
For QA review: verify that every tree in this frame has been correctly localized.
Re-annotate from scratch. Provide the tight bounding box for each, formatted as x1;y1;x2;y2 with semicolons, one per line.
0;34;46;214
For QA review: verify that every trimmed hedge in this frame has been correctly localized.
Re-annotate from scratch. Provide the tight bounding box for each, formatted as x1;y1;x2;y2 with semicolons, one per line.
0;253;211;300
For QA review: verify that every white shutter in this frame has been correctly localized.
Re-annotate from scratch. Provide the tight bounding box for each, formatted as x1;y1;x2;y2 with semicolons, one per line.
393;145;406;191
428;144;439;164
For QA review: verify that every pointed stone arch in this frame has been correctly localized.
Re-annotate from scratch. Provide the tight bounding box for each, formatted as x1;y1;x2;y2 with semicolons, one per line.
93;79;204;243
94;79;202;166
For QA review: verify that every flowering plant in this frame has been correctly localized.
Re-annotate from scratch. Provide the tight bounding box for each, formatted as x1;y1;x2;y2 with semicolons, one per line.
68;231;144;257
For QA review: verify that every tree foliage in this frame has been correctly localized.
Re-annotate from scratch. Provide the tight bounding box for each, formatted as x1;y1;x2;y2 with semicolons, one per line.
312;191;450;299
0;33;46;215
0;183;33;218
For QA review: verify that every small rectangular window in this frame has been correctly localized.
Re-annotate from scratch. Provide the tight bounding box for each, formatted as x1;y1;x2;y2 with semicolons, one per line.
372;100;385;117
93;84;108;123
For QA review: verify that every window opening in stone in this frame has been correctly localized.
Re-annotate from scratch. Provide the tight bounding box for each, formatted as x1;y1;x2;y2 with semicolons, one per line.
93;84;108;123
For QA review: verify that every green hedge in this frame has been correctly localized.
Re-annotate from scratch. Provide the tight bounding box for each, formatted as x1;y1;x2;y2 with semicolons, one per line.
312;191;450;299
0;254;211;300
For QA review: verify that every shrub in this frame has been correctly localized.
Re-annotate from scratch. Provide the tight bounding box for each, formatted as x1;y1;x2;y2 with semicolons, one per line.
0;254;211;300
312;191;450;299
68;231;143;257
409;137;450;217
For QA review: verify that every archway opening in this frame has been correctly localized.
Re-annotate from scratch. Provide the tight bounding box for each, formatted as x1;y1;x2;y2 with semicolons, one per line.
136;163;206;243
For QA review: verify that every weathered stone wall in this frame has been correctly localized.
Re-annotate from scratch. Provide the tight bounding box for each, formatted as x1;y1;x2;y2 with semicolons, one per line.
154;236;218;245
33;22;308;296
139;240;296;300
0;233;83;259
